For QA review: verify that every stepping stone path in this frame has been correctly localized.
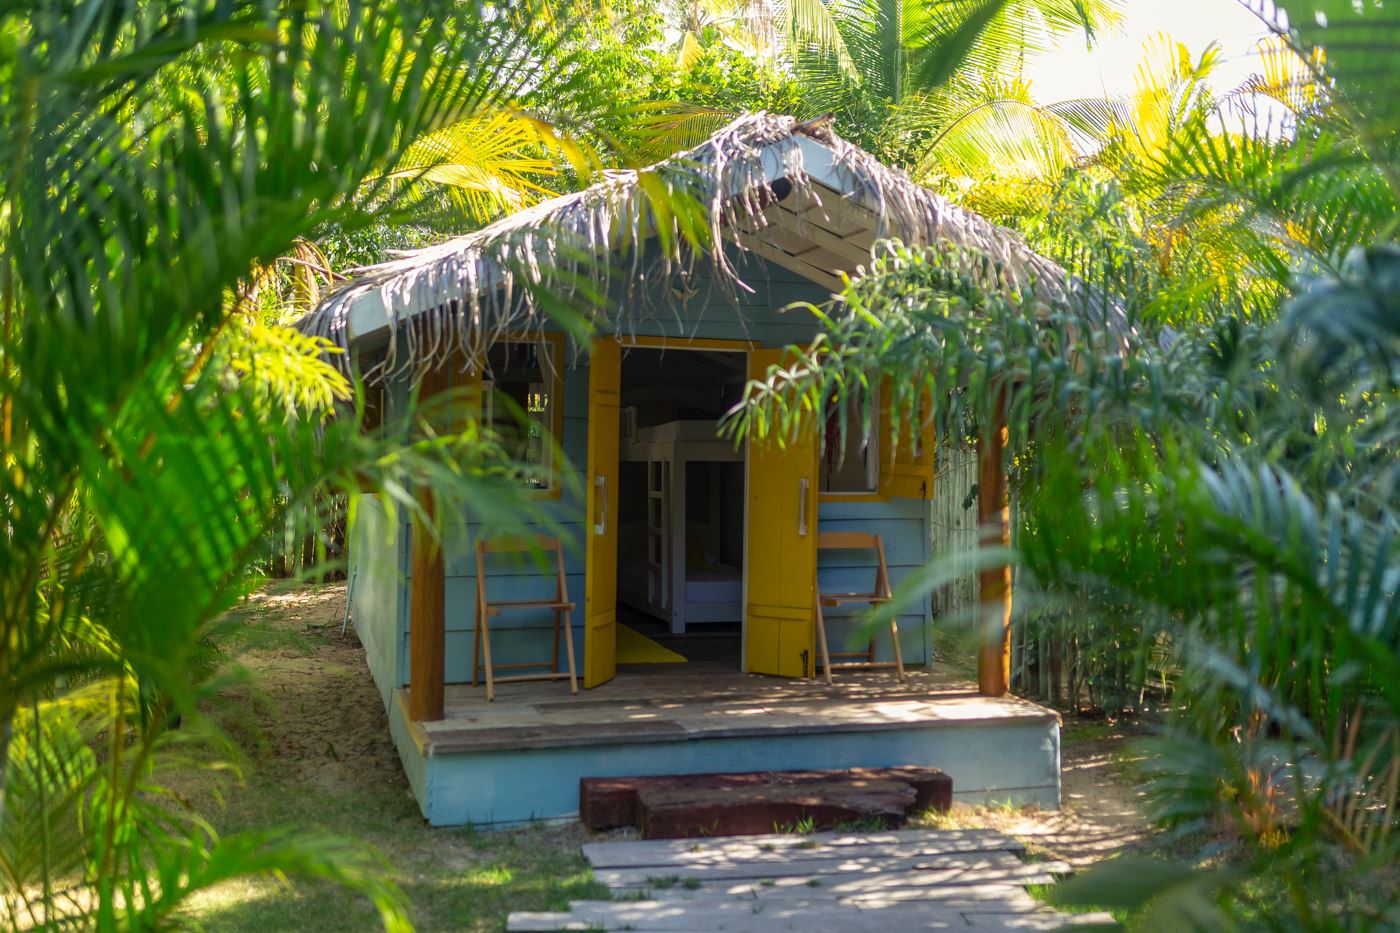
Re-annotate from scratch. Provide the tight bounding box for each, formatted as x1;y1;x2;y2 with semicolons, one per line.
508;828;1114;931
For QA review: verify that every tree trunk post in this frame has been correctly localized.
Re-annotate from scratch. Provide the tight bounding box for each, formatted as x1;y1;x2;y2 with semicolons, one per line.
408;488;445;721
977;406;1012;698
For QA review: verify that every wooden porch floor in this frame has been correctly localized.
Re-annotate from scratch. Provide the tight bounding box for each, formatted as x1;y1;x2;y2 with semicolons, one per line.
400;668;1058;756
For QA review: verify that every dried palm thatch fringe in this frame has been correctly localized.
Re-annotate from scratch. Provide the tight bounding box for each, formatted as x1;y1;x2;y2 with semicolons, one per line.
296;112;1121;381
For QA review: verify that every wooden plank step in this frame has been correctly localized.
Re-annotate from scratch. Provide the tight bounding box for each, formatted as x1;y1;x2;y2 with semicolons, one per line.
598;853;1068;888
580;767;952;837
583;828;1022;869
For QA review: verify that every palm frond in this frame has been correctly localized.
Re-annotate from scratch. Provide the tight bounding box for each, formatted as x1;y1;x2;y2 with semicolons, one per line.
628;101;741;163
386;108;572;223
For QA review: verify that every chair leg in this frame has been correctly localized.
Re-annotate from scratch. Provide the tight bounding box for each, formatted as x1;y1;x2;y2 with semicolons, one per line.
814;600;834;686
472;612;482;687
562;610;579;695
889;618;906;683
551;607;561;674
480;613;496;703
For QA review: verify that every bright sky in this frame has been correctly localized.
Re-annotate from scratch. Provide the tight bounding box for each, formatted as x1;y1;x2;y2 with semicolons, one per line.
1025;0;1276;103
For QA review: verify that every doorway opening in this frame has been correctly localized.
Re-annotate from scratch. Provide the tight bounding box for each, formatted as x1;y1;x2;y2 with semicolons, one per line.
615;347;748;670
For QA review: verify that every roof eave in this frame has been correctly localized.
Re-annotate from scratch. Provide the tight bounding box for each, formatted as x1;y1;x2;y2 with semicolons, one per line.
335;133;845;351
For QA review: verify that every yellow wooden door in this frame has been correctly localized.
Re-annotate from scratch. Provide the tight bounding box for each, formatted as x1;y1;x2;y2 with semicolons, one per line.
744;348;819;677
878;382;936;500
583;337;621;687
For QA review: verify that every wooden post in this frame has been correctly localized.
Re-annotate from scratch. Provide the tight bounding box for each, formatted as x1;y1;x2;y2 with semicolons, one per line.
409;488;446;721
408;361;453;722
977;407;1012;698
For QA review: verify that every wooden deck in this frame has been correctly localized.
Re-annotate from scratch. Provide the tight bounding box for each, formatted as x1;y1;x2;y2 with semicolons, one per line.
509;828;1111;931
401;668;1058;756
388;667;1062;826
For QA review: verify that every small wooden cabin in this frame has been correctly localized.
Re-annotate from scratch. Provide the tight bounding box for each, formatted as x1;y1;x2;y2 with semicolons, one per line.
300;115;1072;827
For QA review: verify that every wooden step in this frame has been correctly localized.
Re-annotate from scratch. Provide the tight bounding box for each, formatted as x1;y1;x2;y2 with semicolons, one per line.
579;767;952;839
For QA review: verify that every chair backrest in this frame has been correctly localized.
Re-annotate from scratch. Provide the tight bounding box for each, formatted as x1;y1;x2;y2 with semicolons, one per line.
475;534;568;607
816;531;880;552
815;531;889;598
479;534;562;555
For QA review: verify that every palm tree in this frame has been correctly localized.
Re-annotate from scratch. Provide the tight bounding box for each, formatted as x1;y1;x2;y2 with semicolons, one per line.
665;0;855;74
792;0;1122;161
0;1;584;927
629;0;1119;165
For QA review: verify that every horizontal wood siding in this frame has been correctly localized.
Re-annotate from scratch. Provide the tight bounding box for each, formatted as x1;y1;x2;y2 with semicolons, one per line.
430;363;591;683
817;497;931;666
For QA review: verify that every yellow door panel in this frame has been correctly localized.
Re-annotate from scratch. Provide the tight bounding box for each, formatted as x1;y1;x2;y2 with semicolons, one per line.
584;337;621;688
744;348;819;677
743;610;781;675
879;381;935;501
779;617;815;678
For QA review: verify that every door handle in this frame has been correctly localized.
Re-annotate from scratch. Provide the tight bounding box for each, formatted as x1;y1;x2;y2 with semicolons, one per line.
594;474;607;535
798;477;809;536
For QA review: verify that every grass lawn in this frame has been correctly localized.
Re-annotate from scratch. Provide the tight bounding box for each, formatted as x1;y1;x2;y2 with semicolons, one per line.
185;581;606;932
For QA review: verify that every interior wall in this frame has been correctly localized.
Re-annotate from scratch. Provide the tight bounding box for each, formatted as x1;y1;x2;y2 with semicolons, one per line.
720;461;745;568
680;460;742;572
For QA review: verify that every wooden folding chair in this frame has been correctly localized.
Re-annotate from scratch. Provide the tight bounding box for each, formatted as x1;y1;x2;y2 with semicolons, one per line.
814;531;906;685
473;535;579;702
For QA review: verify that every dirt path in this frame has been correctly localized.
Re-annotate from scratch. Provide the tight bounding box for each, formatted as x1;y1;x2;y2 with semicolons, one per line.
971;723;1152;865
216;580;404;794
915;719;1154;866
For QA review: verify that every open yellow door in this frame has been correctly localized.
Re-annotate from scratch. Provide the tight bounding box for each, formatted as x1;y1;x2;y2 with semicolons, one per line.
744;348;819;677
878;382;936;501
583;337;621;687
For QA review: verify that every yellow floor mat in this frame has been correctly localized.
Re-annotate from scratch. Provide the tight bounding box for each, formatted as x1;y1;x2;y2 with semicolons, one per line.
616;623;687;664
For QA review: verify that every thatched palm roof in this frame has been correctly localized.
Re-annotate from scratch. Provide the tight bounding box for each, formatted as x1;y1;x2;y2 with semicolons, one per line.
297;112;1118;377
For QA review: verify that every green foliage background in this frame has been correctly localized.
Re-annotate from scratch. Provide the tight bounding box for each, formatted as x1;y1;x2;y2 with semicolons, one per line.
4;0;1398;929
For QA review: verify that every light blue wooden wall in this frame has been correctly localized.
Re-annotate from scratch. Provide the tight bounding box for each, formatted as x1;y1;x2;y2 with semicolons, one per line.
370;249;936;689
434;362;592;684
348;492;406;709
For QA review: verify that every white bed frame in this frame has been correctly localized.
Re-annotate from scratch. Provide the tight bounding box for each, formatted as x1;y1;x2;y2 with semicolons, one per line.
618;417;743;634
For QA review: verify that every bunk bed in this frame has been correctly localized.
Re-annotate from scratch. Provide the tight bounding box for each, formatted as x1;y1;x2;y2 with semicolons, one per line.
617;417;743;634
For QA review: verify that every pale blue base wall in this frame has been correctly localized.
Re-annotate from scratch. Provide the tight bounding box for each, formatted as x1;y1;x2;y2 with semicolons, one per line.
386;695;1061;828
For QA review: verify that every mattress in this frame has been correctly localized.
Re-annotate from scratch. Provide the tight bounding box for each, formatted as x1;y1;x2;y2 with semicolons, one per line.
684;564;742;604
